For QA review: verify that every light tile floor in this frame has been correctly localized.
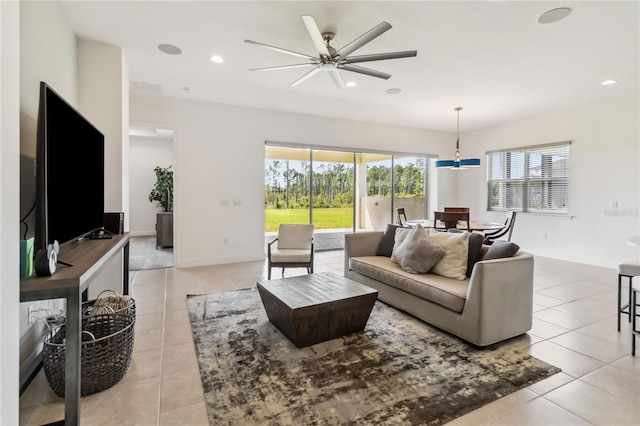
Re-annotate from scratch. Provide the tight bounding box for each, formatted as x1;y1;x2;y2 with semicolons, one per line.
19;252;640;425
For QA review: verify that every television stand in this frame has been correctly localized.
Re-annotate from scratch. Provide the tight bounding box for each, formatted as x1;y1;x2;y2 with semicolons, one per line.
20;233;130;426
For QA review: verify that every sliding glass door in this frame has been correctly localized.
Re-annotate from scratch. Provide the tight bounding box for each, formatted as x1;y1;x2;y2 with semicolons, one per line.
265;146;311;230
392;155;427;223
266;143;431;250
311;150;354;250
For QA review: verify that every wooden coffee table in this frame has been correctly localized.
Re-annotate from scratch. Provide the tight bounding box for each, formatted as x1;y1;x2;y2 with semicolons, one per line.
256;272;378;348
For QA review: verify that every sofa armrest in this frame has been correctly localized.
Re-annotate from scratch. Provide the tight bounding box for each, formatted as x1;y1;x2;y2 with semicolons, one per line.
344;232;384;276
465;251;534;345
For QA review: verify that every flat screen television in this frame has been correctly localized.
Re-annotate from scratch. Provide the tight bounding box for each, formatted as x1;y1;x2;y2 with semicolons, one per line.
35;82;105;253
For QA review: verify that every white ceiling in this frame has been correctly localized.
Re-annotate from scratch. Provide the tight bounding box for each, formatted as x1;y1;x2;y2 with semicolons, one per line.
59;1;639;132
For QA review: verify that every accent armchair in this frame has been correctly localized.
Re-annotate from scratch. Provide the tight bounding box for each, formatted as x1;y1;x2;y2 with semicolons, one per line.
267;224;314;280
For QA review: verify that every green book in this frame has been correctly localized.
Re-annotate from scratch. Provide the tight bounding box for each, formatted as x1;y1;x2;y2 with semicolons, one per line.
20;237;35;279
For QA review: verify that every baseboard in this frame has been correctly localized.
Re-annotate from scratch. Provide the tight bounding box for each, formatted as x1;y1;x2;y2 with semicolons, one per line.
129;231;156;237
20;352;43;395
176;252;265;268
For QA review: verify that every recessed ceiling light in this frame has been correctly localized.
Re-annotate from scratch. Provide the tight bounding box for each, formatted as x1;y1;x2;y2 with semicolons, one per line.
158;44;182;55
345;81;357;88
537;7;572;24
601;79;617;86
210;55;224;63
386;88;402;95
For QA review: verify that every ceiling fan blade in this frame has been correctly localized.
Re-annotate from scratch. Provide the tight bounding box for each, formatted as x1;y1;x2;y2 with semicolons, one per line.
250;63;319;72
341;50;417;64
328;69;344;89
290;65;322;87
334;21;392;59
245;39;317;61
302;15;331;57
339;64;391;80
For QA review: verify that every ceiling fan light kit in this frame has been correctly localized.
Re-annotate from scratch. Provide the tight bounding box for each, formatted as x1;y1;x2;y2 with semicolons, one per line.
436;107;481;170
245;15;417;89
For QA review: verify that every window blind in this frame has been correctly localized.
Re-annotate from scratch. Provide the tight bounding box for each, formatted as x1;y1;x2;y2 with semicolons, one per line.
487;142;570;214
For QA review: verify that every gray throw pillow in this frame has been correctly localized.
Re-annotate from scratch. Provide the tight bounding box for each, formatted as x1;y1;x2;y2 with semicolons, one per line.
376;224;401;257
467;232;485;277
393;225;445;274
484;240;520;260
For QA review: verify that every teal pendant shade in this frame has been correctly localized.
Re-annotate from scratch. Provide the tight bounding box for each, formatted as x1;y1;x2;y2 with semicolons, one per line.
460;158;481;167
436;107;480;170
435;159;455;168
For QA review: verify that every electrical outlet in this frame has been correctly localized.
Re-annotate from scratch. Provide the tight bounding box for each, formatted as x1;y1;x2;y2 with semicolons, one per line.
542;232;548;240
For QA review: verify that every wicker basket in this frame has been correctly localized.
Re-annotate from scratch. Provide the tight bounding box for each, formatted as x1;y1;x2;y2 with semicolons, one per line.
82;290;136;320
42;313;135;397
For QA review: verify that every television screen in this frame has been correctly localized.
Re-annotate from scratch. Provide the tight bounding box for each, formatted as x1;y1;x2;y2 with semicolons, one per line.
35;82;105;252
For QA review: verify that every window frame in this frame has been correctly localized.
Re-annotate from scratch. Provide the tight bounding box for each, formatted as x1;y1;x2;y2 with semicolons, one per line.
486;141;571;215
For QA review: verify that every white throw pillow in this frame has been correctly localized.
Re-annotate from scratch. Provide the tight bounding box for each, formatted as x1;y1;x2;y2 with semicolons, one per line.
427;229;469;280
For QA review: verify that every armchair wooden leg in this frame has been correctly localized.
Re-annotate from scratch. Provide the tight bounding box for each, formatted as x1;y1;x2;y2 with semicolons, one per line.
268;267;271;280
281;267;285;277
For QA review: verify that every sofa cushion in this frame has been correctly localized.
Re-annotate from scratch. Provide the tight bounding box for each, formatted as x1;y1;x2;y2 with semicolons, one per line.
484;241;520;260
427;230;469;280
349;256;468;312
392;225;445;274
376;224;401;257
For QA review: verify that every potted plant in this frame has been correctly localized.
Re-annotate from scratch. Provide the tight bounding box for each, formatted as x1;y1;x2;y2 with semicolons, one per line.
149;165;173;212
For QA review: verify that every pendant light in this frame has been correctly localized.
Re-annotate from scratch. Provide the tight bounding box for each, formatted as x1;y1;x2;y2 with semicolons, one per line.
435;107;480;169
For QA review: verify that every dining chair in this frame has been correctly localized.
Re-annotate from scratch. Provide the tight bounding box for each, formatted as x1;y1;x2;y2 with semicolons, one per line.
396;208;408;226
433;211;470;231
267;224;314;279
444;207;470;213
483;211;517;245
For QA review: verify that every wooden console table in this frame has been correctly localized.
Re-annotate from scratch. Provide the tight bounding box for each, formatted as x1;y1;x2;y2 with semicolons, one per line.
20;233;130;426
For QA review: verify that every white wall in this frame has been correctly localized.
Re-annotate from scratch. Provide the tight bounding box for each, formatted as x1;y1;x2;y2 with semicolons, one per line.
130;93;452;267
18;1;129;382
18;0;79;379
456;95;640;268
77;40;129;299
129;134;174;235
130;92;639;270
1;1;21;422
78;39;127;215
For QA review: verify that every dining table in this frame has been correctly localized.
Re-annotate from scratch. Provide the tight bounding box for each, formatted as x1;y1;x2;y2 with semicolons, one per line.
405;219;506;232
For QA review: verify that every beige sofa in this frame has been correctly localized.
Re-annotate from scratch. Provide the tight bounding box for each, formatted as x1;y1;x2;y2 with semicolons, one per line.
344;231;534;347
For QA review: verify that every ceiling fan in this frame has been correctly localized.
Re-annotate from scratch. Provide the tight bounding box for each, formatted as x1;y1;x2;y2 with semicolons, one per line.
245;15;417;89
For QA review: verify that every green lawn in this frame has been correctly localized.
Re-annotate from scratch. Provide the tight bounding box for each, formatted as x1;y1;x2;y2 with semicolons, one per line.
265;208;353;231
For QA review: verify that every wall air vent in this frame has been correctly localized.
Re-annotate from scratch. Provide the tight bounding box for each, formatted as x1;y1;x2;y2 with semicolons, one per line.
130;81;163;95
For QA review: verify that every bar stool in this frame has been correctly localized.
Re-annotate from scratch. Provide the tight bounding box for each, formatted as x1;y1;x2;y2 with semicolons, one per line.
631;281;640;356
618;260;640;331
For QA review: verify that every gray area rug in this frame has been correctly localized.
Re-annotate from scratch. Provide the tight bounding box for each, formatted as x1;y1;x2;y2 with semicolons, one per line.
187;288;561;425
129;236;174;271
